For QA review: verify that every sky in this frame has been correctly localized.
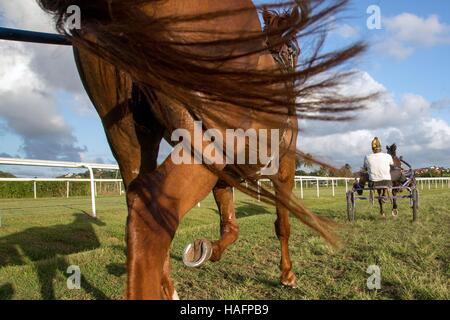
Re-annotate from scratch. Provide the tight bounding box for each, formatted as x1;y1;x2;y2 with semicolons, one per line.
0;0;449;177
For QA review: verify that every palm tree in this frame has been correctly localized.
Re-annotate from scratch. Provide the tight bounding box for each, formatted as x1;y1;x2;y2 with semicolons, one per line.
296;153;315;170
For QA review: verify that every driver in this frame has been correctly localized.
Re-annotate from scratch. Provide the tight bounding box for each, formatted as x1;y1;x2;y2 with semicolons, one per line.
363;137;394;188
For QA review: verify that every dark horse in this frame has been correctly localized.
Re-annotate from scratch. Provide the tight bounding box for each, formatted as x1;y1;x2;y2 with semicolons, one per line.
386;143;409;216
38;0;371;299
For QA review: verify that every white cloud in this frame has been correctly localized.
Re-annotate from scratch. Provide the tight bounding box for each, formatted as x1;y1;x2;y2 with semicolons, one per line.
298;71;450;169
0;1;93;161
385;13;450;47
0;41;85;161
0;1;85;93
334;24;359;38
0;0;55;32
378;13;450;59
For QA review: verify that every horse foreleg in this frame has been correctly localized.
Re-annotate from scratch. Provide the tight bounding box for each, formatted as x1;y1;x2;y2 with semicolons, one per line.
126;159;218;299
274;154;296;288
378;189;385;218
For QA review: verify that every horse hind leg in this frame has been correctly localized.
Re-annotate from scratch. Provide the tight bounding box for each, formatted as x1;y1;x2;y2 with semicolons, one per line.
126;159;219;299
391;190;399;218
162;252;178;300
182;180;239;267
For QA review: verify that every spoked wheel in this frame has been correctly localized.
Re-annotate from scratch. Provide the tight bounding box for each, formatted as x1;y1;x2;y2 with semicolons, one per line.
346;191;355;221
411;188;419;222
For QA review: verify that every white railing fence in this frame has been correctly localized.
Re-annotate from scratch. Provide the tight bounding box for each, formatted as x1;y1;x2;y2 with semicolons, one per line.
416;177;450;190
0;177;124;198
0;157;120;217
1;158;449;215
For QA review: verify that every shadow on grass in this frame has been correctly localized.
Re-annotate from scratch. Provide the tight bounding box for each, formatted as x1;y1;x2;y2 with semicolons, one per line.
0;213;108;300
0;282;14;300
235;201;271;219
107;263;126;277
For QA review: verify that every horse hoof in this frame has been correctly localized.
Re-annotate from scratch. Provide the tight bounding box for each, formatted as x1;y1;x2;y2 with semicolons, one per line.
182;239;213;268
392;209;399;218
172;289;180;300
281;272;297;288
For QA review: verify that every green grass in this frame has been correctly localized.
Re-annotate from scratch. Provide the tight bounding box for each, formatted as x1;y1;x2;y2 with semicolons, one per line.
0;185;449;300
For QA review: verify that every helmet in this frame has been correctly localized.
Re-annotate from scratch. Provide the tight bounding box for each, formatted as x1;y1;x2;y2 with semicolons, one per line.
371;137;382;153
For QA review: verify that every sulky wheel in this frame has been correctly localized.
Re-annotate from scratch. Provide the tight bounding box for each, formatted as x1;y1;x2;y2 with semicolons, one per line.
411;188;419;222
346;191;355;221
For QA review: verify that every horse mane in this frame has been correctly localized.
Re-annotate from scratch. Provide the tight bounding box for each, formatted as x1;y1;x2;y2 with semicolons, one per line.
262;8;291;33
37;0;378;246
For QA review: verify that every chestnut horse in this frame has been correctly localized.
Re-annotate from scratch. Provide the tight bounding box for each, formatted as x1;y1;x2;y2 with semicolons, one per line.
181;6;306;289
38;0;369;299
71;6;306;286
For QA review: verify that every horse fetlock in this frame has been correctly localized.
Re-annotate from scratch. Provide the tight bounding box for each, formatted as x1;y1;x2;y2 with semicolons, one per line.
172;289;180;300
280;270;297;288
392;209;399;217
209;241;223;262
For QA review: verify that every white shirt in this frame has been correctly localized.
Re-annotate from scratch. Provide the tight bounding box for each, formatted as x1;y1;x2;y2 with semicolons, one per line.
363;153;394;182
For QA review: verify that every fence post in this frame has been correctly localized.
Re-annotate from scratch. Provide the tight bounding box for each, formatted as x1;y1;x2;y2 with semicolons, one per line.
257;180;261;202
232;187;235;203
86;166;96;218
66;181;70;198
316;178;319;198
331;178;335;197
33;180;37;199
119;181;122;195
300;177;304;199
345;179;348;193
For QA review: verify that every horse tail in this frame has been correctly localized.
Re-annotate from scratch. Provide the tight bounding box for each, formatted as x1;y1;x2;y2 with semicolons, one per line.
298;0;310;22
37;0;376;246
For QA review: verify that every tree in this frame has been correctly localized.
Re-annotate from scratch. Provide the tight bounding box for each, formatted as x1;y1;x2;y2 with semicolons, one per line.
0;171;16;178
338;163;353;177
295;153;315;170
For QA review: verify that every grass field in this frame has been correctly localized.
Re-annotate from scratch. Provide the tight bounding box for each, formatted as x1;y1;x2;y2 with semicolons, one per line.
0;185;449;300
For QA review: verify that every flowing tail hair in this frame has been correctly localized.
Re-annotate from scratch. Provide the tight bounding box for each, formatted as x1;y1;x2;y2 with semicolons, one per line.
37;0;378;246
